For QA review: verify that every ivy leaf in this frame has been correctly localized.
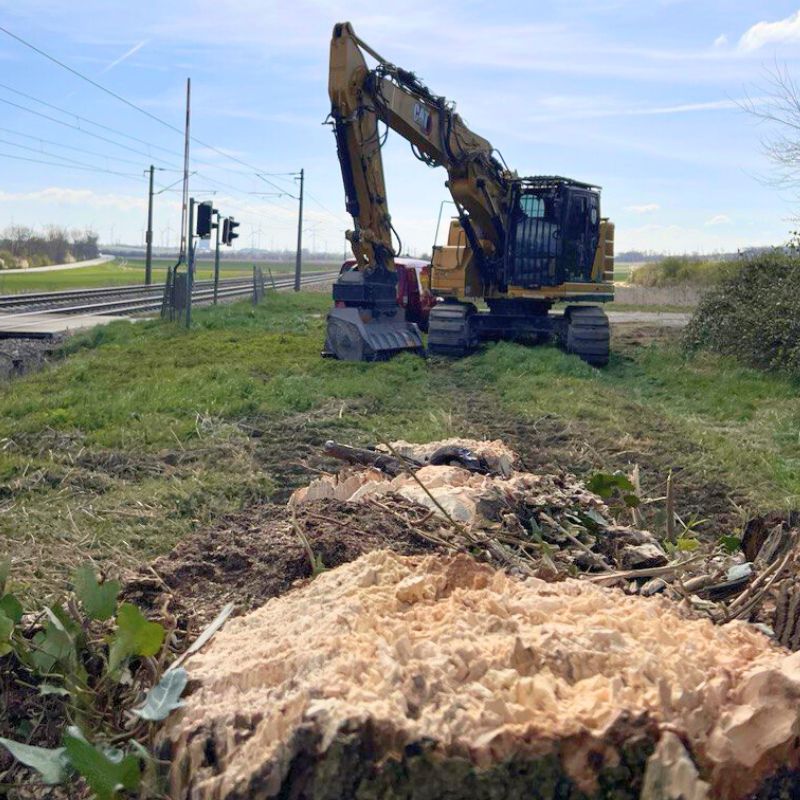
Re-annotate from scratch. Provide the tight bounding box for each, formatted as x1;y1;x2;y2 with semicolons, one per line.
29;609;75;674
0;738;70;785
134;668;188;721
719;535;742;555
579;508;609;529
0;593;23;624
73;565;119;622
0;611;13;658
108;604;164;673
586;472;635;499
63;732;140;800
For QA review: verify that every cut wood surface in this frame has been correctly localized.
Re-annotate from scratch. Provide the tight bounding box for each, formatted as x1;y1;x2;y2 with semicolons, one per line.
164;551;800;800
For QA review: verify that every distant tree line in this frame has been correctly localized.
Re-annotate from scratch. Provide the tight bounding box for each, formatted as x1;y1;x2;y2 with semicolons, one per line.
0;225;99;269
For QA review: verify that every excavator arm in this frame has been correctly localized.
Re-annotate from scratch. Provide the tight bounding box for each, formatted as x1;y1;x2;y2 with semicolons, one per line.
328;21;510;288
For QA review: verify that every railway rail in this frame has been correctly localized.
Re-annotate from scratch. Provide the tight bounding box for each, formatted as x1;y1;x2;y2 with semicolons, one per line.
0;271;338;317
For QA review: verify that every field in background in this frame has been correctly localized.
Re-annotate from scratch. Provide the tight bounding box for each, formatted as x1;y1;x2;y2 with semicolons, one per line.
2;292;798;598
613;261;641;282
0;257;337;294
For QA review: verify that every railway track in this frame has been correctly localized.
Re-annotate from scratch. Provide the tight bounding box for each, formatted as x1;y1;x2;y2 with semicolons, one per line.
0;272;338;318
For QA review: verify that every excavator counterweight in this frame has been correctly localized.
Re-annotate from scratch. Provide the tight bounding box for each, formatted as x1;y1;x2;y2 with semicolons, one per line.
325;22;614;366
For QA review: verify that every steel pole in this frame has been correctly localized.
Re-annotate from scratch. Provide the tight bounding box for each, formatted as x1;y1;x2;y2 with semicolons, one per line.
186;198;194;328
145;165;154;285
213;213;221;304
294;168;304;292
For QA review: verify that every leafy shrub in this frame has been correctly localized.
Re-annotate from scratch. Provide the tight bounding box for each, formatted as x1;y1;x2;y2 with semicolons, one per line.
630;256;740;288
28;254;54;268
684;250;800;377
0;559;194;797
0;249;18;269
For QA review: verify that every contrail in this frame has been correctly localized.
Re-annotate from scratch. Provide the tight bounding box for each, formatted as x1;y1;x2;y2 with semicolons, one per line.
99;40;147;74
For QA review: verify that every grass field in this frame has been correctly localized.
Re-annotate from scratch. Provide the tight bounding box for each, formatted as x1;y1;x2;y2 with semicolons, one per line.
0;257;334;294
1;292;798;600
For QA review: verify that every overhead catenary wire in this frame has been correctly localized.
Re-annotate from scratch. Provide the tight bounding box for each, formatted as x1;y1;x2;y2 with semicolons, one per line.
0;27;338;248
0;91;297;205
0;81;183;160
0;28;298;185
0;95;181;169
0;151;144;178
0;80;293;187
0;125;158;169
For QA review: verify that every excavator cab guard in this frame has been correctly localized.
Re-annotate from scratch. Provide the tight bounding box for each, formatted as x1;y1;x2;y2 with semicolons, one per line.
507;178;600;288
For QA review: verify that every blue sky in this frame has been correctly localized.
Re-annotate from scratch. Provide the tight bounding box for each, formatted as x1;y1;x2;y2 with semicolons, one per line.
1;1;800;255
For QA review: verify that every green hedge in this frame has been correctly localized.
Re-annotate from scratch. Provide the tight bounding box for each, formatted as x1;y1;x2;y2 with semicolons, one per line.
684;251;800;376
630;256;740;287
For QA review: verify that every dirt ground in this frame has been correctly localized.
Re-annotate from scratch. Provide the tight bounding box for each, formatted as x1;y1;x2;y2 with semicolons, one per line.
125;498;443;629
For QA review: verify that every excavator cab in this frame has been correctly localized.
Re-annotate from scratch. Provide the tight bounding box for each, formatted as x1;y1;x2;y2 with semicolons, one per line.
506;178;600;289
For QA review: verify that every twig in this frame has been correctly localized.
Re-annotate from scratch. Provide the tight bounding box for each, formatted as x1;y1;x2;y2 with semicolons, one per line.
630;464;645;528
726;542;797;621
290;508;324;576
586;552;704;583
665;471;676;544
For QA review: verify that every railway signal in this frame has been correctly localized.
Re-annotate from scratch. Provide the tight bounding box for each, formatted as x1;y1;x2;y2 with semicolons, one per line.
196;202;217;238
222;217;240;246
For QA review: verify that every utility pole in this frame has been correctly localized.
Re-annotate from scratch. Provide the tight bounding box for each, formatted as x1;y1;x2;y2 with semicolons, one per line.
145;164;154;285
178;78;191;264
294;167;304;292
213;210;221;304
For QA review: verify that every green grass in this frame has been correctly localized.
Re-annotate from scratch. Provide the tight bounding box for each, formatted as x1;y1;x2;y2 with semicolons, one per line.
2;292;798;598
0;257;334;294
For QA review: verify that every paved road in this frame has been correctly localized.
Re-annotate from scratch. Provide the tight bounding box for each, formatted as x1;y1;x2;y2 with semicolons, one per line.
0;254;114;275
607;310;690;328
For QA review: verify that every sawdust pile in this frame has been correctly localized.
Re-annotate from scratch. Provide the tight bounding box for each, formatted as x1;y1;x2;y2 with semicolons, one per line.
164;551;800;800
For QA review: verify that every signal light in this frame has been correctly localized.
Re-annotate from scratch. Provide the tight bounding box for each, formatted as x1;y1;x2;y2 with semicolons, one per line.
196;202;216;238
222;216;240;246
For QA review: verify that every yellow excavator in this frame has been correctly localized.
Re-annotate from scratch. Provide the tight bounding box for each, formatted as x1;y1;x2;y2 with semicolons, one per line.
324;22;615;365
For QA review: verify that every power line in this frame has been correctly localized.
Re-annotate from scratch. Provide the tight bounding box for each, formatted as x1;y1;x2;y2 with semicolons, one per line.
0;135;124;171
0;150;144;178
0;95;180;168
0;81;182;160
0;79;300;191
305;189;347;222
0;28;302;185
0;26;187;137
0;125;152;169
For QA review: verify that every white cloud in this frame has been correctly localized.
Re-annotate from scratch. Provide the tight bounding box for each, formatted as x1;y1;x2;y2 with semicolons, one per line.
713;33;728;48
626;203;660;213
738;10;800;51
705;214;732;226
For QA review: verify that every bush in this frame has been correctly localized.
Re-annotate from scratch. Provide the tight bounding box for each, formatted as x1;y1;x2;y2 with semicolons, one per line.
684;251;800;377
0;249;18;269
630;256;740;288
